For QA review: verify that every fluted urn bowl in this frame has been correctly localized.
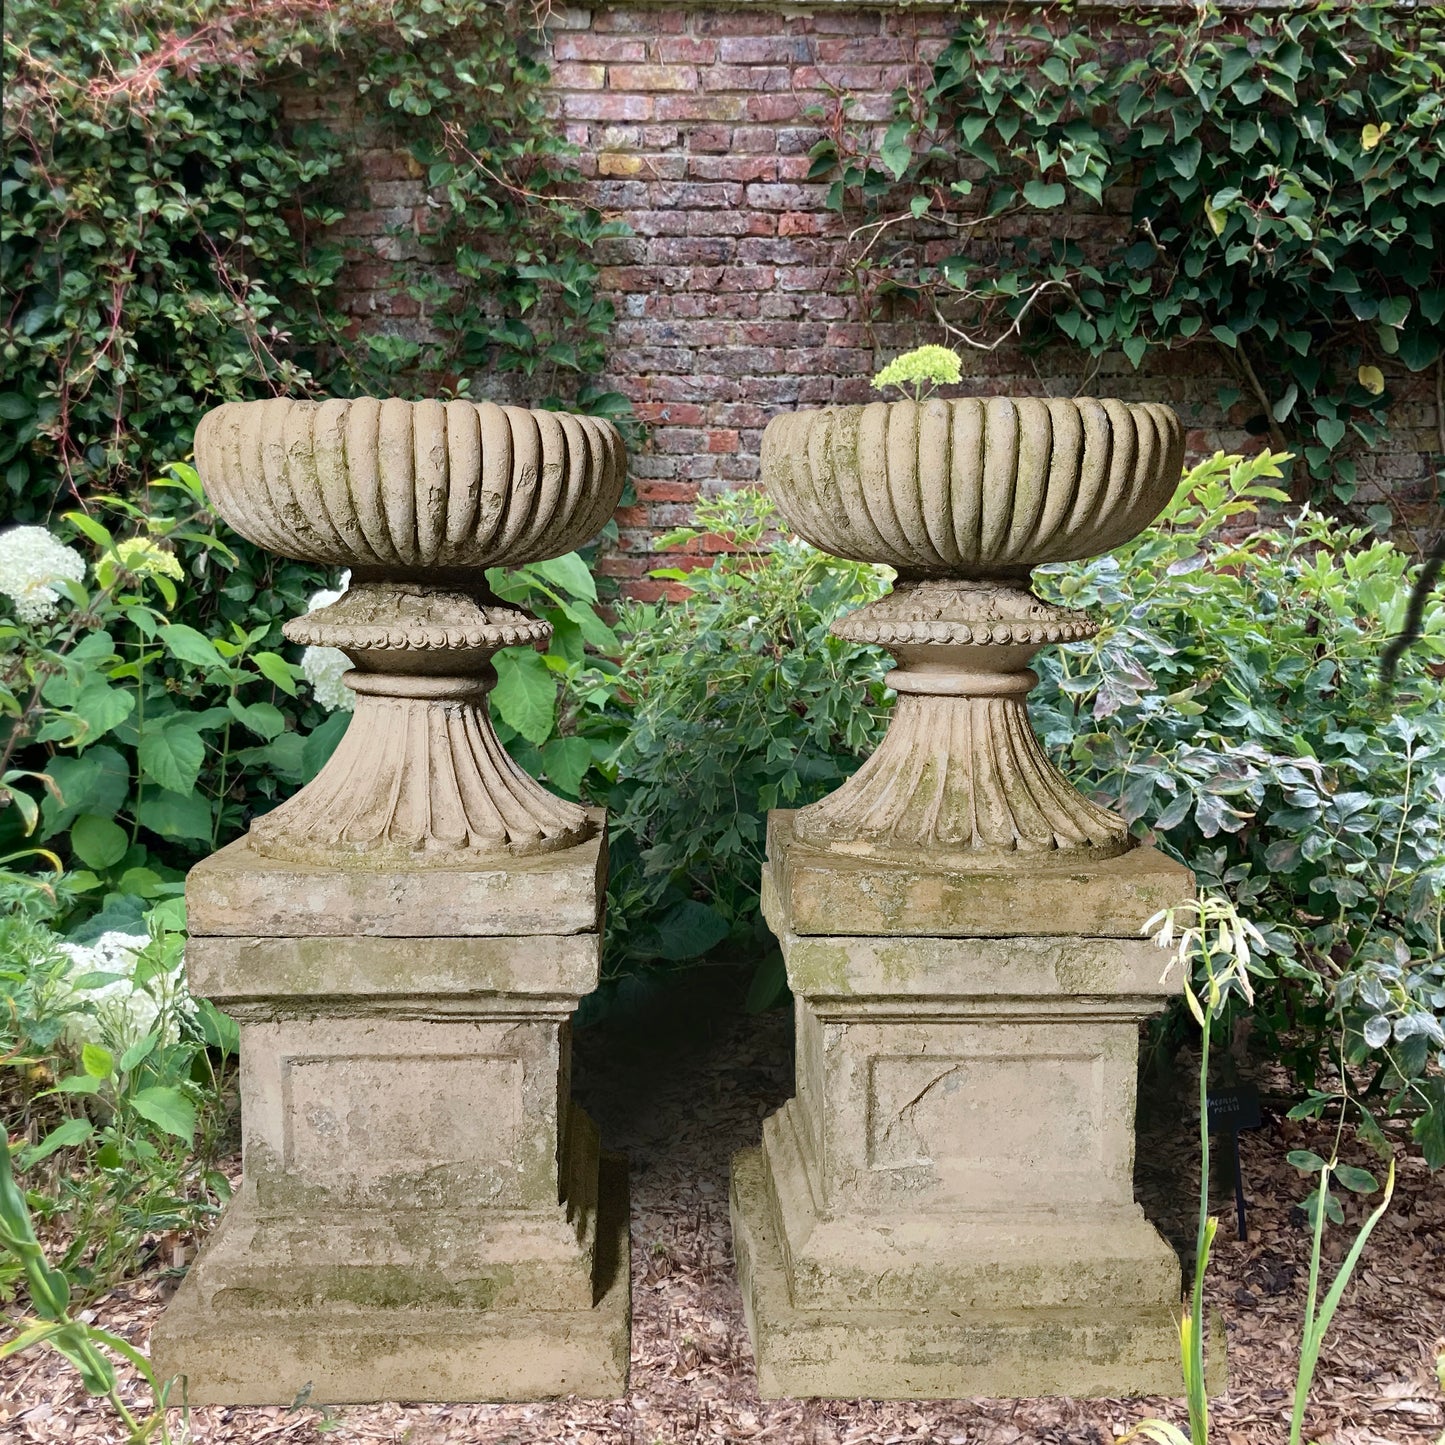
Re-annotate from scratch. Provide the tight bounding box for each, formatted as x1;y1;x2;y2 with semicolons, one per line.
760;394;1185;868
761;397;1183;573
191;395;626;865
195;397;627;572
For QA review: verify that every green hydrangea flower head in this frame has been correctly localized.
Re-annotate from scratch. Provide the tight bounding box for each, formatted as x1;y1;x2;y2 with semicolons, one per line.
871;344;963;402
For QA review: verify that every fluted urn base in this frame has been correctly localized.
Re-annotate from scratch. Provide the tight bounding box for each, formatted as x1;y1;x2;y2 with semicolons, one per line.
249;581;593;866
793;577;1131;868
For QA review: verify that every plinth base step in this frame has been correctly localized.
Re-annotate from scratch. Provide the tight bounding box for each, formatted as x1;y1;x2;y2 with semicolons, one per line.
730;1147;1222;1401
151;1156;630;1404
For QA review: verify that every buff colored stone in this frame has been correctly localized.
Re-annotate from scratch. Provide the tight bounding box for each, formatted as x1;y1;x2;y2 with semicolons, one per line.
731;393;1217;1399
151;397;628;1403
766;811;1194;939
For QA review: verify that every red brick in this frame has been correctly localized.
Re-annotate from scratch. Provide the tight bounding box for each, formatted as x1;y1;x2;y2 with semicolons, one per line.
708;429;740;453
562;92;653;121
609;64;698;91
553;34;648;62
656;37;720;63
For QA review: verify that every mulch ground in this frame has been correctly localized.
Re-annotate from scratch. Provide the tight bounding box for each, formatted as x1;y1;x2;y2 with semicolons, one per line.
3;966;1442;1445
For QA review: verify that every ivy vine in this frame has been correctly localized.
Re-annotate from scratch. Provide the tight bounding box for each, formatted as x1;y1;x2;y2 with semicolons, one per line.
810;2;1445;502
1;0;629;518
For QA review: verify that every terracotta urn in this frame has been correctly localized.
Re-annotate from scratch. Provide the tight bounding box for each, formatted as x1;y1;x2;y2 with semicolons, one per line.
195;397;626;863
760;396;1184;866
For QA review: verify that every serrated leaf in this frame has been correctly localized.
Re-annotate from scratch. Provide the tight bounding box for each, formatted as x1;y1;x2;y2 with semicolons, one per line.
491;647;556;745
81;1042;114;1079
129;1085;195;1143
22;1118;93;1164
252;651;299;696
137;718;206;794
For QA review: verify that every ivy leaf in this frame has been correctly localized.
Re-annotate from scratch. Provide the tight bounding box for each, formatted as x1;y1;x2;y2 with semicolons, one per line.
490;647;556;745
1356;364;1385;396
1022;179;1067;209
880;119;914;181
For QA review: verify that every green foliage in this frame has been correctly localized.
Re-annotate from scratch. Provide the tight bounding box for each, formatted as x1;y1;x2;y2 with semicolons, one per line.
811;2;1445;497
1;0;632;518
0;892;234;1300
0;465;335;927
1031;452;1445;1160
599;492;891;970
1129;896;1396;1445
1;1131;182;1442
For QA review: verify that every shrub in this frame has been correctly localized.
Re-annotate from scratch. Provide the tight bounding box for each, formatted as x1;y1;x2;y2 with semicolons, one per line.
1032;450;1445;1162
0;887;235;1298
597;492;890;969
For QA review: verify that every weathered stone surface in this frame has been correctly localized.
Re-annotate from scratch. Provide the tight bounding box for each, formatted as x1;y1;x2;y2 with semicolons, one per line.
152;1154;630;1404
189;932;599;1005
759;397;1184;868
760;398;1184;573
187;821;606;939
730;1147;1212;1401
766;811;1193;939
193;397;625;865
732;820;1204;1400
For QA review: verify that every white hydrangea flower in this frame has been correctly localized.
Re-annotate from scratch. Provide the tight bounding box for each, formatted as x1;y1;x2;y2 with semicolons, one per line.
53;931;195;1054
300;569;354;713
0;525;88;623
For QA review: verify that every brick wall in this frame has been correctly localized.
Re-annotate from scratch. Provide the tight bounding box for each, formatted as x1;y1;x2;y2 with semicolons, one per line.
319;4;1440;601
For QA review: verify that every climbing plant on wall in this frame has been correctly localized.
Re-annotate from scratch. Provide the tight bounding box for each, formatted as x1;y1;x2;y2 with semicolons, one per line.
810;2;1445;500
1;0;628;519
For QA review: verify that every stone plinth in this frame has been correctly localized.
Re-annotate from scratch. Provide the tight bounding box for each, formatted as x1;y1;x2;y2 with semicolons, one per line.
730;811;1203;1400
151;816;628;1404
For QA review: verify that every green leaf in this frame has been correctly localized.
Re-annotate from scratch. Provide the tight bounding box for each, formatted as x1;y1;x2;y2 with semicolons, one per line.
81;1042;114;1080
157;624;223;670
1413;1078;1445;1169
1022;179;1067;209
70;682;135;744
195;999;240;1056
128;1085;196;1144
135;789;214;842
651;900;731;962
252;650;299;695
23;1118;93;1165
137;718;206;794
118;1030;159;1073
1332;1165;1377;1194
880;120;914;182
40;748;129;838
491;647;556;745
300;711;350;781
525;552;597;603
226;696;285;740
69;814;129;870
1288;1149;1328;1174
540;736;592;797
